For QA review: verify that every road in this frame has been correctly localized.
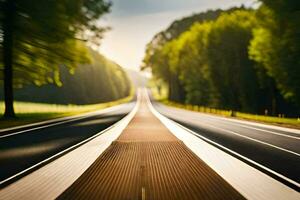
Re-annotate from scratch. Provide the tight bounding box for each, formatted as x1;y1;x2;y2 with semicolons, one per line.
151;100;300;190
0;101;135;185
1;91;299;191
57;90;244;200
0;90;299;199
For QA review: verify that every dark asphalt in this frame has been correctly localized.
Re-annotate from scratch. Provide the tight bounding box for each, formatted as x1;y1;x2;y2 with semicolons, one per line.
1;95;299;192
152;101;300;190
0;102;135;183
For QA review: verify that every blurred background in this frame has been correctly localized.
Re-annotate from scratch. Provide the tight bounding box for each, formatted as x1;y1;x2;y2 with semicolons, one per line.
0;0;299;127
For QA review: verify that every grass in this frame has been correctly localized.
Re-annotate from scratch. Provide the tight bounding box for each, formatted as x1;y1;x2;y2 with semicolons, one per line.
151;87;300;129
0;93;134;129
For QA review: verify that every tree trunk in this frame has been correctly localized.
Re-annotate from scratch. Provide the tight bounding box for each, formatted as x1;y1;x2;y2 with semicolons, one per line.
3;0;16;118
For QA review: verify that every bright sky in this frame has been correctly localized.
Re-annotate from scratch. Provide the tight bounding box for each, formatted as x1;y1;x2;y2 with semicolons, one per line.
99;0;254;70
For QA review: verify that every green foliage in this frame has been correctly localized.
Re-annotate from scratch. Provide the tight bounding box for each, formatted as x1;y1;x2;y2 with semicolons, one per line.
143;6;299;116
0;0;111;86
206;10;259;112
171;22;216;106
0;0;111;117
249;3;300;107
0;50;131;104
0;94;133;129
141;9;232;103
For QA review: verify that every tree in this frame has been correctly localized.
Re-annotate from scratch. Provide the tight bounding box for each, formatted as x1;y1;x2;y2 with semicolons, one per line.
143;6;299;116
0;0;111;118
141;9;227;102
249;2;300;113
168;22;217;106
206;10;260;112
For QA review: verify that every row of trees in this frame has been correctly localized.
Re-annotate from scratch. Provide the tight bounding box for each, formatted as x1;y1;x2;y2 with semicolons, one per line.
143;2;300;116
0;0;111;118
0;49;131;104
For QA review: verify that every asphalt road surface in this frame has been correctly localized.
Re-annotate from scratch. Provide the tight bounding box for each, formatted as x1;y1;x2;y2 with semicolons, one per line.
152;100;300;190
0;102;135;184
1;94;299;192
58;91;244;200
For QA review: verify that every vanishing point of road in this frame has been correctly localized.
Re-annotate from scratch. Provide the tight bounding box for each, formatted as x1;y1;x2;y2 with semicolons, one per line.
0;89;299;199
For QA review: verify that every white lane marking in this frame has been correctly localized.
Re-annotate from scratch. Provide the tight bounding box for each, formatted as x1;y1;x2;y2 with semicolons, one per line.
158;114;300;199
0;125;115;186
146;91;299;186
194;122;300;157
217;120;300;140
0;115;77;133
156;105;299;156
173;122;300;188
167;110;300;140
193;113;300;140
158;105;300;156
0;91;140;196
0;104;125;133
207;114;300;135
146;92;300;200
0;104;128;139
176;105;300;135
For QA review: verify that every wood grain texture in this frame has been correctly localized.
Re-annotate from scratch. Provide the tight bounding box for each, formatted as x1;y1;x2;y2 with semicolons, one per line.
58;93;244;200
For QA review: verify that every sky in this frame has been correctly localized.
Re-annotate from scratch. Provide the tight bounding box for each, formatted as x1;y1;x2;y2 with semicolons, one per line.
99;0;255;71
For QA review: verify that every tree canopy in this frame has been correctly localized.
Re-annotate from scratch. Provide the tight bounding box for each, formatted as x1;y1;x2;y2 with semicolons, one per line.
143;6;299;116
0;50;131;104
0;0;111;117
249;1;300;106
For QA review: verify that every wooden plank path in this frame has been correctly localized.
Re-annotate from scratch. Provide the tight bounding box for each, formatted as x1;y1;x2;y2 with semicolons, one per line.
58;92;244;200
